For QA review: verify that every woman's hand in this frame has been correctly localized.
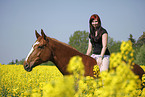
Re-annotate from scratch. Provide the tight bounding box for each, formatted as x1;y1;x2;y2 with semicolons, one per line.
97;57;102;67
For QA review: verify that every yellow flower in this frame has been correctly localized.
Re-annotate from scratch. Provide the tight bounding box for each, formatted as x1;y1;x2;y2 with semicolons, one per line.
31;93;41;97
93;65;100;77
125;51;129;55
67;56;84;75
130;52;134;57
110;52;122;69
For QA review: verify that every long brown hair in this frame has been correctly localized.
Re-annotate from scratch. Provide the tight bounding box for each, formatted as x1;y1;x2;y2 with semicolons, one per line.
89;14;104;41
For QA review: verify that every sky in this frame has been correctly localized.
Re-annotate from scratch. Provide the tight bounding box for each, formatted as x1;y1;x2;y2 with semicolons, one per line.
0;0;145;64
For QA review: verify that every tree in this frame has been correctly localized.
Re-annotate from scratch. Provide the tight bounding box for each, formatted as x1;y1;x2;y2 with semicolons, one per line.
108;36;121;53
133;32;145;60
17;58;25;65
69;31;89;54
134;44;145;65
136;32;145;47
128;34;136;47
15;59;18;64
9;60;15;64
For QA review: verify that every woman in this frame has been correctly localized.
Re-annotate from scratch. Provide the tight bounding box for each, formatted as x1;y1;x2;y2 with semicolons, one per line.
86;14;110;72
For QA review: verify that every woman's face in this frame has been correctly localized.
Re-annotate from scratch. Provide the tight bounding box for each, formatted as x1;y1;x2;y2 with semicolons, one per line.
92;19;99;28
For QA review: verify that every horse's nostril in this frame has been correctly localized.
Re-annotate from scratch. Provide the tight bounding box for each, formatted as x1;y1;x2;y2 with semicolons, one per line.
24;63;32;72
25;64;29;68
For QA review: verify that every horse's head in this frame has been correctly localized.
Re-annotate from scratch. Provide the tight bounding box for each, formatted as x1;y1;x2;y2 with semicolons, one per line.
24;29;52;72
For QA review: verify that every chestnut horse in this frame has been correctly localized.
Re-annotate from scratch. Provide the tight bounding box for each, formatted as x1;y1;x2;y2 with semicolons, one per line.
24;29;144;79
24;29;96;76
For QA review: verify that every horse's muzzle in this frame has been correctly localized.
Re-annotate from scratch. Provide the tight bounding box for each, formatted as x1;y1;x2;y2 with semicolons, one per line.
24;62;32;72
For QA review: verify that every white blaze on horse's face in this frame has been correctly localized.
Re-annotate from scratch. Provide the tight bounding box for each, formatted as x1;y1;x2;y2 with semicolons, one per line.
25;41;40;62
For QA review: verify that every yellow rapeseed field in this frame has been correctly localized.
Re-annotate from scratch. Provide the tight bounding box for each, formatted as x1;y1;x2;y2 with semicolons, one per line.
1;40;145;97
1;63;145;97
0;64;63;96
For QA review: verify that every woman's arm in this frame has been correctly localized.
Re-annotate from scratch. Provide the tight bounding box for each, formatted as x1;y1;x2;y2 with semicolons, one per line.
97;33;108;66
86;39;92;55
100;33;108;58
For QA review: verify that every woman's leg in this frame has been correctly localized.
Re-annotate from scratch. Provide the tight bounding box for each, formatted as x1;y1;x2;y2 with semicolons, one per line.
99;56;110;72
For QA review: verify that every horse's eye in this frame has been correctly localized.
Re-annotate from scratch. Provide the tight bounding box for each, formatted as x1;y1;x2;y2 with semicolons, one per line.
38;46;44;49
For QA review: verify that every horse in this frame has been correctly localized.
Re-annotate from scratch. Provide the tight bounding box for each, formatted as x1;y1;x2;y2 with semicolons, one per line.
23;29;145;80
23;29;97;77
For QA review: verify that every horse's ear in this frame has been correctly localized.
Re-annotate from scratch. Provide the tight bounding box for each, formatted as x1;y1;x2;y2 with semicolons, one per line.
41;29;48;41
35;30;40;39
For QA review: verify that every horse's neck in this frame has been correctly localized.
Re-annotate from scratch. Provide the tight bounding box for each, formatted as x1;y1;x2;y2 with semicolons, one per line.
51;38;83;57
50;38;83;74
